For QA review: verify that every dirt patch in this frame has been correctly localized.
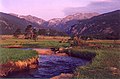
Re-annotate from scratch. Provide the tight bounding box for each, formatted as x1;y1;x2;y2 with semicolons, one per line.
33;49;53;55
2;45;23;48
34;49;68;56
0;56;38;77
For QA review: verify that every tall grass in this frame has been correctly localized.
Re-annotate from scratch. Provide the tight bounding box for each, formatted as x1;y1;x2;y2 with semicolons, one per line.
74;48;120;79
0;48;38;64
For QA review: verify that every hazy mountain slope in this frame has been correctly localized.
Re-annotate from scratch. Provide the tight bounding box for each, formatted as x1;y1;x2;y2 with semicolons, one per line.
70;10;120;39
0;12;67;35
0;12;42;34
46;13;99;31
9;12;99;32
19;15;46;25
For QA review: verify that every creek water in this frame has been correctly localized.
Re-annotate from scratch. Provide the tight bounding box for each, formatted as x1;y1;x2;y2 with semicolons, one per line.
6;48;89;78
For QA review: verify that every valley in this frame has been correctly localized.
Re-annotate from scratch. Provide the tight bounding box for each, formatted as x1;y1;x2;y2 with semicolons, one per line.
0;10;120;78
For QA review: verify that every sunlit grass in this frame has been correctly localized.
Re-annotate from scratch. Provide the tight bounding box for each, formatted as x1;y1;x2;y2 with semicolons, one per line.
0;48;38;64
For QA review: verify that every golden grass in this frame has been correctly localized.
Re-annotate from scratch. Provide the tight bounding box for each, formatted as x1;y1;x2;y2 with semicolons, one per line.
86;40;120;44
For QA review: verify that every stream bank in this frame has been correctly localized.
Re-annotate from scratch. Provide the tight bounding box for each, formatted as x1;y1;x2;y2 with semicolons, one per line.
1;48;95;78
0;56;38;77
5;54;89;78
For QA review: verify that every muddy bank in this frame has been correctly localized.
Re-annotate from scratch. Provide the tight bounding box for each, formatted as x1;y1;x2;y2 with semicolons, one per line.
33;48;68;56
33;49;53;55
0;56;38;77
2;45;23;48
33;48;96;61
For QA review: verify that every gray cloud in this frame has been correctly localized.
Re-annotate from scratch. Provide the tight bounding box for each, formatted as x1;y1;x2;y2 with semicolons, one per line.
63;0;120;15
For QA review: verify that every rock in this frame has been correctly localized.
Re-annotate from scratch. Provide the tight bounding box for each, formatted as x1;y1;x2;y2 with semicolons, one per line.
109;67;117;71
55;51;59;54
55;53;68;56
51;73;73;79
109;67;120;76
59;47;64;52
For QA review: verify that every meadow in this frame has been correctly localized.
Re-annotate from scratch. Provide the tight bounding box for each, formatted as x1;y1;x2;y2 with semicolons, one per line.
68;39;120;78
72;48;120;79
0;35;70;48
0;35;120;78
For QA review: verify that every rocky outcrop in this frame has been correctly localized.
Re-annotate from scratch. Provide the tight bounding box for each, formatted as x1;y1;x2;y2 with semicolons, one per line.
0;56;38;77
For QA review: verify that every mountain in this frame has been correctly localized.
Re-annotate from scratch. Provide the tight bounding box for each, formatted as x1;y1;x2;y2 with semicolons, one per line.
0;12;67;36
70;10;120;39
0;12;44;34
63;13;99;22
9;12;99;32
18;15;46;25
1;10;119;39
10;13;46;26
45;13;99;31
47;18;62;28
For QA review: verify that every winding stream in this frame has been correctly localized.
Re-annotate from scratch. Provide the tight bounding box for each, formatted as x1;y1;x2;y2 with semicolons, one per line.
6;48;89;78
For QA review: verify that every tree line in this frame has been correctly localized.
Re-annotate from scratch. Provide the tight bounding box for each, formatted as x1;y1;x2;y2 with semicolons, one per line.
13;25;68;40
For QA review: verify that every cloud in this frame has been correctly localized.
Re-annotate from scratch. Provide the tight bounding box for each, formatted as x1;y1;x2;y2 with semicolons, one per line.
63;0;120;15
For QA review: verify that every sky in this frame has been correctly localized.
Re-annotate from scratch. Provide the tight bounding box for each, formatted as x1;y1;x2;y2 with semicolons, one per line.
0;0;120;20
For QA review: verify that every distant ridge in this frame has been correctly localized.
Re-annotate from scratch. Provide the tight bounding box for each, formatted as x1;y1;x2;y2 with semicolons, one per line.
69;10;120;39
2;10;120;39
0;12;42;34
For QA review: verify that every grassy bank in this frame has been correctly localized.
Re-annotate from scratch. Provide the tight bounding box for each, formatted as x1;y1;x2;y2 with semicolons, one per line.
65;48;96;60
71;48;120;79
0;48;38;64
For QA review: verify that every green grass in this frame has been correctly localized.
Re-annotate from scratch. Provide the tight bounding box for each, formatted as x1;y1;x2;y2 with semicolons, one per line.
0;36;120;78
0;38;70;48
0;36;70;64
65;48;96;60
22;40;70;48
73;48;120;79
0;48;38;64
